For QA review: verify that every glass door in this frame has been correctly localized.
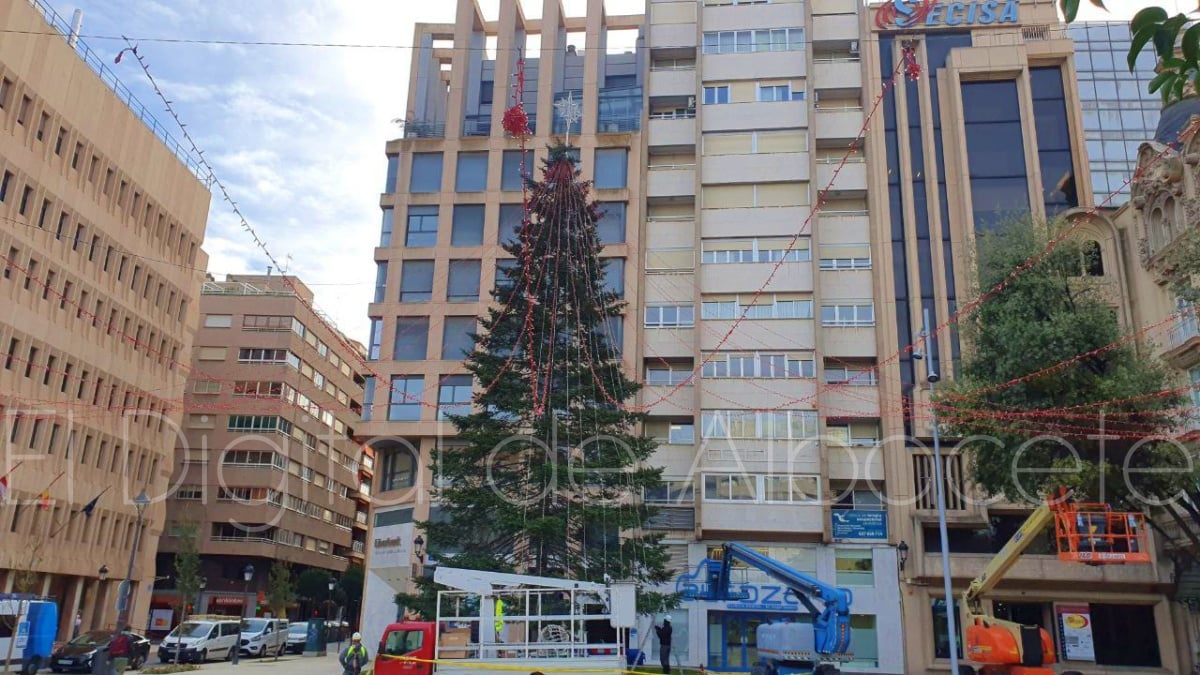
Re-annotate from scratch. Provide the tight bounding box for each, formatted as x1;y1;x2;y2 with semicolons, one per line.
725;616;747;669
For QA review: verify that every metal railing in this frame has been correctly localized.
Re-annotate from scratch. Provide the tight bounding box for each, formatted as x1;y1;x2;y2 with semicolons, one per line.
650;62;697;71
816;105;865;112
26;0;209;183
1168;315;1200;350
821;209;869;217
597;115;640;132
399;119;447;139
816;156;866;164
463;116;491;137
202;281;296;297
647;163;696;171
812;56;862;63
650;110;696;120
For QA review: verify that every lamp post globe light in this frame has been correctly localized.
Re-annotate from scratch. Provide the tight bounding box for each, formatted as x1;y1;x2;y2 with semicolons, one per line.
231;564;254;666
115;491;150;633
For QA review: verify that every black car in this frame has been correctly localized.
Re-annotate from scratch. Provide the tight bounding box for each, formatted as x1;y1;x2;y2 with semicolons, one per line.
50;631;151;673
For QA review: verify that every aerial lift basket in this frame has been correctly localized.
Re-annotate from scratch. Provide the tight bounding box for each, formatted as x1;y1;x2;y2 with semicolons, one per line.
1052;501;1152;564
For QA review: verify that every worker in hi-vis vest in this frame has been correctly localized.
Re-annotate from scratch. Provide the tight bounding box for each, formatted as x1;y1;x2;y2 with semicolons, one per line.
494;597;505;641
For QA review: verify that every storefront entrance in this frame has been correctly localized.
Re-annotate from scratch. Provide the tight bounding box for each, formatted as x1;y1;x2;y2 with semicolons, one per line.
707;611;803;671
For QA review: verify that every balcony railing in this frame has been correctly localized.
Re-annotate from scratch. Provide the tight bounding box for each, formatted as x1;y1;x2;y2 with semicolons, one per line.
598;116;641;133
650;110;697;120
399;119;446;139
463;116;491;137
26;0;209;183
1168;315;1200;351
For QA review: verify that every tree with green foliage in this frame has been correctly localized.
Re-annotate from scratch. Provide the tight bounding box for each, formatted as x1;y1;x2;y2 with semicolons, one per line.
265;563;296;659
296;568;334;617
938;218;1196;515
397;144;673;619
338;566;364;630
172;523;203;665
1060;0;1200;105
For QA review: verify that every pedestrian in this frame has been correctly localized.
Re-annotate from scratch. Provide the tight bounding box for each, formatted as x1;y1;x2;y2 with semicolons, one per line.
339;632;370;675
108;626;133;675
654;617;672;675
72;613;81;640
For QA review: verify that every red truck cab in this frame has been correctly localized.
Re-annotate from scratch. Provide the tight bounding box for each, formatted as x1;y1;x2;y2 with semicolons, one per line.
374;622;436;675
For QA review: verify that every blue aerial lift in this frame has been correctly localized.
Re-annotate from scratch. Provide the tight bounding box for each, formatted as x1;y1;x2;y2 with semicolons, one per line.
679;543;853;675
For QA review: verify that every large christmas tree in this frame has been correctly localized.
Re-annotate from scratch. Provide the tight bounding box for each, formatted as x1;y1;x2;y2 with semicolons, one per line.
398;145;672;618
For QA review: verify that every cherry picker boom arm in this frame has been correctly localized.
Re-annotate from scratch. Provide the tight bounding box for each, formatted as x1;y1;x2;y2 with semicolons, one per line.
682;543;853;655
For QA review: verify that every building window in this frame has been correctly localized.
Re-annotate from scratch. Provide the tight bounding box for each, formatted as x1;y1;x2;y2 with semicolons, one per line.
1082;240;1105;275
932;598;963;660
451;205;485;246
701;410;818;440
846;616;879;668
368;317;383;360
362;376;375;422
702;295;813;320
384;153;399;192
399;260;435;303
834;550;874;586
378;442;417;491
437;375;473;420
447;260;482;302
823;364;878;386
442;316;476;360
702;28;805;55
494;259;518;293
644;305;694;328
819;244;872;270
702;474;819;503
410;153;443;193
1190;368;1200;409
757;84;794;102
393;317;430;360
702;353;814;379
373;262;388;303
821;303;875;327
962;80;1030;231
1030;67;1078;217
405;206;439;247
594;148;628;189
388;376;424;421
646;364;693;386
596;202;627;244
644;480;694;504
702;85;731;106
455;152;488;192
702;237;811;263
380;207;394;247
203;314;232;328
601;258;625;298
668;423;695;445
498;204;525;244
501;150;531;191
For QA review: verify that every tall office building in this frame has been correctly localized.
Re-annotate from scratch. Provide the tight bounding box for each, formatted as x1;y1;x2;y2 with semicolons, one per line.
156;274;365;622
1068;21;1162;202
864;1;1179;671
358;0;645;649
0;0;210;638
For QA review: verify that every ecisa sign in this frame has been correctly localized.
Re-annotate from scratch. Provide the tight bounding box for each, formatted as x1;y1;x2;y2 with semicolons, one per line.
875;0;1020;29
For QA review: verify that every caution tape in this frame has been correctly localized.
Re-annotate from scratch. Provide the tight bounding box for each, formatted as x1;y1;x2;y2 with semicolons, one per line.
373;653;756;675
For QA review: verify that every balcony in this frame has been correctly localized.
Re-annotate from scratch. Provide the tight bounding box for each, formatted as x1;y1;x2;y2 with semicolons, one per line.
702;101;808;133
820;383;881;417
813;57;863;98
1164;313;1200;368
647;164;697;201
700;319;815;351
702;378;818;410
701;502;823;535
644;327;695;359
828;443;884;482
818;210;870;242
462;115;491;138
816;158;867;198
649;67;696;98
643;385;696;417
821;326;877;357
915;550;1162;585
702;52;808;86
650;21;697;52
702;152;809;185
814;106;866;147
700;259;813;295
598;86;643;133
398;119;446;139
648;114;697;149
811;14;861;49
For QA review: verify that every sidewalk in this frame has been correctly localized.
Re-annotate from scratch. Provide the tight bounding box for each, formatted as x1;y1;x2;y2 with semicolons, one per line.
190;652;341;675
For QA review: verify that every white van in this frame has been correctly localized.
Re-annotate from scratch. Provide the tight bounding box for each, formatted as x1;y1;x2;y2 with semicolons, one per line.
240;618;288;657
157;617;241;663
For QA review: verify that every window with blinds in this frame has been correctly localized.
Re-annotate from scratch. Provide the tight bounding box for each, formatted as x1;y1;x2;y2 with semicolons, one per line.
702;237;811;263
819;244;872;270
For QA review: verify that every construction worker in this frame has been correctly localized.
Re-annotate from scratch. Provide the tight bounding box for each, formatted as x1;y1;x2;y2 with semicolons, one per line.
339;632;370;675
494;597;505;642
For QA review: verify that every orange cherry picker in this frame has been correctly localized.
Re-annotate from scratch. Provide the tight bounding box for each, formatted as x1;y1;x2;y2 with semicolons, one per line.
958;489;1151;675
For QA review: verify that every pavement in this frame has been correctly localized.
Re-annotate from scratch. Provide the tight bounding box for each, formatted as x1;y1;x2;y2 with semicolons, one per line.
2;651;344;675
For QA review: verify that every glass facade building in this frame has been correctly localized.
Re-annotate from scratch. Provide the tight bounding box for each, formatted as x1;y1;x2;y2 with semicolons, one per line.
1069;21;1161;202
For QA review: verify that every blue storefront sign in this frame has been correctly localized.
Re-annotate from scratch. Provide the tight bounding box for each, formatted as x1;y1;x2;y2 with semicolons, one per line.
832;509;888;540
875;0;1019;30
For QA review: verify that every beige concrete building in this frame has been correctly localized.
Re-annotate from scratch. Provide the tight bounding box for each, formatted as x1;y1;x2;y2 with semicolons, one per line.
155;274;366;622
358;0;646;649
862;1;1182;672
0;0;211;640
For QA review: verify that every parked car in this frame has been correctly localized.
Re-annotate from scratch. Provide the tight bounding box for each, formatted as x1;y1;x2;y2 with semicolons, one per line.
240;618;288;657
50;630;151;672
286;622;308;654
157;618;241;663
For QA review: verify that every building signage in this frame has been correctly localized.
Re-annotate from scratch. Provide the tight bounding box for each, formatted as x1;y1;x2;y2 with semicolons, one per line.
874;0;1019;30
211;596;245;606
1056;605;1095;661
831;509;888;540
374;536;403;549
675;574;804;612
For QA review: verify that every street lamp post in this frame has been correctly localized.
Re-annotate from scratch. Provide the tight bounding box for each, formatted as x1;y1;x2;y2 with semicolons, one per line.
115;491;150;632
327;577;338;649
232;565;253;666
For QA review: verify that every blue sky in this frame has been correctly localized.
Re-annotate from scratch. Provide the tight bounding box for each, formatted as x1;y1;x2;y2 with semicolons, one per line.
49;0;1157;344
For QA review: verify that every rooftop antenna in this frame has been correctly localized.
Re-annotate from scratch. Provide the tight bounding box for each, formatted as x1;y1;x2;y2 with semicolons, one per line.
266;266;272;277
281;254;292;274
68;9;82;48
